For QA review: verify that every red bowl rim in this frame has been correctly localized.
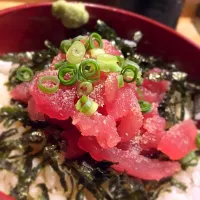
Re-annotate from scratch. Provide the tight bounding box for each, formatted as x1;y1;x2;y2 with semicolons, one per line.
0;2;199;51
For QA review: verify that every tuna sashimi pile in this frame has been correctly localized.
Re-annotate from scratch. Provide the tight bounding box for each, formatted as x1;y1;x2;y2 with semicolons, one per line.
11;33;198;181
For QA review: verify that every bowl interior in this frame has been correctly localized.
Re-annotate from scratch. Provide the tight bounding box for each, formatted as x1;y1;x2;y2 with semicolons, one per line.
0;3;199;82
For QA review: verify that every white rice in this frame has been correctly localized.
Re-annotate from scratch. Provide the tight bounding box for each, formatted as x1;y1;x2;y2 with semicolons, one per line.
158;159;200;200
0;61;73;200
0;61;200;200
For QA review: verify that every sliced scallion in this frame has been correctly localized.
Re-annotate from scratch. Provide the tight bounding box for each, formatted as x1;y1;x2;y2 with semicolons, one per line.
123;59;140;70
89;32;103;49
97;54;118;63
136;73;143;86
75;95;98;116
54;60;67;70
97;54;121;72
38;76;60;94
196;134;200;149
138;100;152;113
117;75;124;88
137;87;144;100
181;151;198;169
60;40;72;53
116;56;124;67
122;60;142;84
121;65;138;83
77;82;93;96
90;48;105;58
67;41;86;64
79;59;100;81
58;64;78;86
72;35;89;50
72;35;85;42
16;67;34;82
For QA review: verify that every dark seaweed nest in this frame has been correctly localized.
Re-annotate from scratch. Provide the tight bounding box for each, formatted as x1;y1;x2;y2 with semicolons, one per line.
0;20;199;200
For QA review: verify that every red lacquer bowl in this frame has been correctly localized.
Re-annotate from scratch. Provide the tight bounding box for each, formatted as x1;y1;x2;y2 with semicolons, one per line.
0;2;199;82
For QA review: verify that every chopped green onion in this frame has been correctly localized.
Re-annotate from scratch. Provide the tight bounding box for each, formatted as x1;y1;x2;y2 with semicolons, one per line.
54;60;67;70
117;75;124;88
89;32;103;49
67;41;86;64
136;74;143;86
123;59;140;70
121;65;138;83
38;76;60;94
75;95;98;116
116;56;124;67
77;81;93;96
196;134;200;149
137;87;144;100
138;100;152;113
16;67;34;82
60;40;72;53
98;62;121;72
97;54;118;63
58;64;78;86
181;151;198;169
122;59;142;84
72;35;89;50
79;59;100;81
90;48;105;58
97;54;121;72
171;178;187;191
97;61;109;72
109;63;122;72
72;35;87;43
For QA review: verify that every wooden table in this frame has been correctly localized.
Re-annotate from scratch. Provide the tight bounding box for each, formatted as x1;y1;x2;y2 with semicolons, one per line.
0;0;200;45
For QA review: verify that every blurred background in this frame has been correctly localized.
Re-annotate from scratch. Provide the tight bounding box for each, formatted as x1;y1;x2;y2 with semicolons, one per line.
0;0;200;44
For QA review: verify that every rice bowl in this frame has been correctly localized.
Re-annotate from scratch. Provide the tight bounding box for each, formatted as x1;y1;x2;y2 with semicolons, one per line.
0;2;200;200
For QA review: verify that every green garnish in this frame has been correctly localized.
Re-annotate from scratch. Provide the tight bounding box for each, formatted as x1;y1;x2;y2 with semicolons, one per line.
75;95;98;116
16;67;34;82
97;54;121;72
137;87;144;100
90;48;105;58
181;151;198;169
67;41;86;64
60;40;72;53
58;63;78;86
117;75;124;88
79;59;100;81
38;76;60;94
196;134;200;149
72;35;89;50
54;60;67;70
116;56;124;67
2;40;58;89
139;100;152;113
72;35;86;43
121;64;138;83
89;32;103;49
171;178;187;191
136;76;143;86
77;81;93;96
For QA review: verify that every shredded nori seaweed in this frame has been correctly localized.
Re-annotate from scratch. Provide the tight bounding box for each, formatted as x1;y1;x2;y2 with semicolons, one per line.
37;184;50;200
43;145;68;191
11;160;45;200
0;40;58;89
0;128;18;141
0;20;199;200
0;104;32;128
